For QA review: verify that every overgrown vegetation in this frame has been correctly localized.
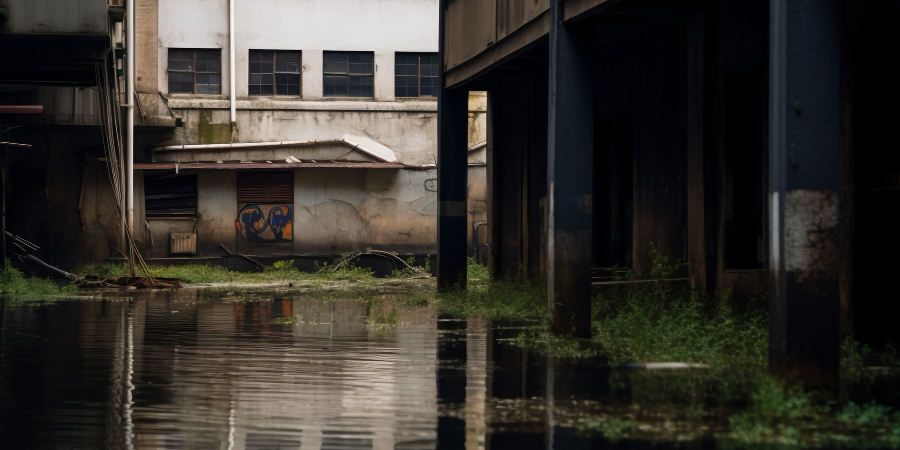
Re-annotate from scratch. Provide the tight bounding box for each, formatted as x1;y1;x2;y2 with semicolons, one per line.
0;259;75;301
77;256;376;284
435;249;900;448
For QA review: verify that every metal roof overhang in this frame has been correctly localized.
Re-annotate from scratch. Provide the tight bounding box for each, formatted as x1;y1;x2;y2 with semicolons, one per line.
0;34;110;86
134;162;407;170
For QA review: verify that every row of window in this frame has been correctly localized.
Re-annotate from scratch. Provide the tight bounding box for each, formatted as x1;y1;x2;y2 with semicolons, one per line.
145;172;294;216
167;49;439;98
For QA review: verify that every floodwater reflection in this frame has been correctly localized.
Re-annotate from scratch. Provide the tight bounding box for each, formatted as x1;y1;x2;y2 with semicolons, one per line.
9;288;886;449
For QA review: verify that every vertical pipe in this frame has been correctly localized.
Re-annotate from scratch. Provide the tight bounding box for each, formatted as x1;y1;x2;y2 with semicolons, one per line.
229;0;236;125
126;0;135;241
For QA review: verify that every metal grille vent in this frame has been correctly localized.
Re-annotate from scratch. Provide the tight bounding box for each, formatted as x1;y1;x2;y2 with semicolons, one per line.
237;171;294;203
170;233;197;255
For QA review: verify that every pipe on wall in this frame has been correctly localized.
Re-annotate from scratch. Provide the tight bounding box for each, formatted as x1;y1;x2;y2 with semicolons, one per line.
126;0;135;238
229;0;236;124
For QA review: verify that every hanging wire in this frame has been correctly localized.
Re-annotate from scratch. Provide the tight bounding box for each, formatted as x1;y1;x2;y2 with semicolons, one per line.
96;58;151;278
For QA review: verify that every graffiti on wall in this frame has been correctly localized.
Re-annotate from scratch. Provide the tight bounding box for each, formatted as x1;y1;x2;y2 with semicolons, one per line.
236;204;293;244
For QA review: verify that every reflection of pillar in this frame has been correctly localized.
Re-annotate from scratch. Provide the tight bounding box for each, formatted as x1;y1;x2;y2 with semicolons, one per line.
546;0;593;337
768;0;841;390
465;320;489;450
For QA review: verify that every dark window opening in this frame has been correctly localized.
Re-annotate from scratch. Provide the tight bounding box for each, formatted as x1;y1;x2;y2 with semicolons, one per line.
145;174;198;216
168;49;222;94
395;53;439;97
249;50;301;96
323;51;374;98
237;171;294;203
723;69;766;270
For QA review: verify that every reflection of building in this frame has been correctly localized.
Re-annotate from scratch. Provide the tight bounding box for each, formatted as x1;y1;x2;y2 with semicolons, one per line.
435;0;898;387
130;292;439;449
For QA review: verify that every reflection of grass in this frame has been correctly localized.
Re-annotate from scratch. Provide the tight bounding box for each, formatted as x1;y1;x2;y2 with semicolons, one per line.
436;251;900;448
270;316;295;325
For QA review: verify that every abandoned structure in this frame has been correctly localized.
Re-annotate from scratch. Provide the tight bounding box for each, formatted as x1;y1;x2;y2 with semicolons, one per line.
437;0;898;387
0;0;488;269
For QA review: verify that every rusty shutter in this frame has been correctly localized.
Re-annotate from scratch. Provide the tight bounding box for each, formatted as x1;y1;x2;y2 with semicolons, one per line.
237;171;294;203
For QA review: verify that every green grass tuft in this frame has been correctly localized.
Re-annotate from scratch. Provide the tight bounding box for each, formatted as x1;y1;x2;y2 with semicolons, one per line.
0;260;75;302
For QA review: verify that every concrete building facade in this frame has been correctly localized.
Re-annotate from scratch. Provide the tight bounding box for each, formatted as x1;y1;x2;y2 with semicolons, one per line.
1;0;487;269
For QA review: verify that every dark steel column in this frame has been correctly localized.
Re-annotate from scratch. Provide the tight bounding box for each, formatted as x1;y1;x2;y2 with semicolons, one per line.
437;0;468;291
547;1;593;337
769;0;842;389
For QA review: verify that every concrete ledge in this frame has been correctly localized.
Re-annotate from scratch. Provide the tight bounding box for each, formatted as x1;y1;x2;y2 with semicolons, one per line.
166;98;437;112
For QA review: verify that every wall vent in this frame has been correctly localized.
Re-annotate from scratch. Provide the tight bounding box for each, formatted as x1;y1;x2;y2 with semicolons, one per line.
170;233;197;255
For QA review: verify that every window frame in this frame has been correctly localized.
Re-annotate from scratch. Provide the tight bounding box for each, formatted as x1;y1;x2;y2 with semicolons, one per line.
394;52;439;98
323;51;375;98
144;173;199;217
248;50;302;97
167;48;223;95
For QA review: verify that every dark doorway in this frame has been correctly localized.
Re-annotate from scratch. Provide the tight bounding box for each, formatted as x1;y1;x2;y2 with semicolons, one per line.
593;111;634;268
722;69;766;270
852;0;900;345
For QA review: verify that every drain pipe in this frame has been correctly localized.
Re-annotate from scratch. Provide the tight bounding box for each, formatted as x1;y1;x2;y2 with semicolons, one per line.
229;0;236;125
126;0;135;239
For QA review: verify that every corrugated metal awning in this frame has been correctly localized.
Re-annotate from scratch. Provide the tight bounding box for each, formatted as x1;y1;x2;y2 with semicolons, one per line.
134;162;406;170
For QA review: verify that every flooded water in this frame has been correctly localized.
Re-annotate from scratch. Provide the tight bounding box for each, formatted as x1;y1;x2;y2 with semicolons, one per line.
1;289;898;449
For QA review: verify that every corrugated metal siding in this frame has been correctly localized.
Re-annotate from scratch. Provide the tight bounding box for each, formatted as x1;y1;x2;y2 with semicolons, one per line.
237;171;294;203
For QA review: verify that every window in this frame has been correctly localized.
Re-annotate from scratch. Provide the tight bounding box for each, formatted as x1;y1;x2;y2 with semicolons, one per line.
323;52;374;97
144;174;198;216
249;50;301;96
168;49;222;94
395;53;439;97
237;171;294;203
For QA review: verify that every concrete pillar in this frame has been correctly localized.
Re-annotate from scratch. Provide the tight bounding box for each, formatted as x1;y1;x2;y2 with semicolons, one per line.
437;2;469;291
769;0;842;389
547;3;593;337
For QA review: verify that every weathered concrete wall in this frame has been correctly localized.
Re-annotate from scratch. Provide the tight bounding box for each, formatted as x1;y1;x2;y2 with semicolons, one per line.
158;106;438;166
295;169;437;254
141;168;438;257
468;92;487;260
7;128;119;270
156;0;438;99
2;0;108;34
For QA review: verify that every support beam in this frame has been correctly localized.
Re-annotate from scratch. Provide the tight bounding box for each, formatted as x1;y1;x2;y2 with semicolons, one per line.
547;1;593;337
437;0;469;291
768;0;842;390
